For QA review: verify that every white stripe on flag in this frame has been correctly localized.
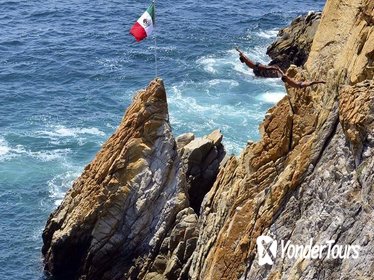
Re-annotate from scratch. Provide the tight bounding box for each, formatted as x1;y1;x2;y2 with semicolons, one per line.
137;11;154;36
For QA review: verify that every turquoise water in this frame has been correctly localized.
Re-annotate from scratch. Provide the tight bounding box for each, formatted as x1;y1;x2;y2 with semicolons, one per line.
0;0;325;279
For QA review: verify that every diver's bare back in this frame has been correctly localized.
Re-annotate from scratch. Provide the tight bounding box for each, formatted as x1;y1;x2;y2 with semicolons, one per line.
236;47;325;89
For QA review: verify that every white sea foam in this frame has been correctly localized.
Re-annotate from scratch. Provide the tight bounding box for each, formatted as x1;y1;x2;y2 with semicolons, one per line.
256;29;279;39
172;44;286;154
31;149;71;162
197;53;249;76
79;127;106;136
38;125;105;138
257;91;286;103
196;44;274;77
207;79;239;87
0;138;10;157
169;81;265;117
0;138;26;161
48;170;81;207
196;57;218;73
0;136;71;162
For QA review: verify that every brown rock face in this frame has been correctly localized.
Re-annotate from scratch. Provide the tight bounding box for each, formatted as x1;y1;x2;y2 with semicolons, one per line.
339;80;374;166
187;1;374;279
43;0;374;279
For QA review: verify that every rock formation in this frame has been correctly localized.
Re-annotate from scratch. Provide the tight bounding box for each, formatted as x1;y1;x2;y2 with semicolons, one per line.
42;79;225;280
254;11;321;78
179;130;226;215
43;0;374;279
267;11;322;72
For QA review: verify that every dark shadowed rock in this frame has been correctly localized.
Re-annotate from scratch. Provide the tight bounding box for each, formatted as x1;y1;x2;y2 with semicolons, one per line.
267;11;322;71
176;133;195;150
182;130;226;214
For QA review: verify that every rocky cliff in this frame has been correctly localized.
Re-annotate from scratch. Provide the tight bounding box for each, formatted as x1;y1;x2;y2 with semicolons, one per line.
267;11;322;71
42;0;374;279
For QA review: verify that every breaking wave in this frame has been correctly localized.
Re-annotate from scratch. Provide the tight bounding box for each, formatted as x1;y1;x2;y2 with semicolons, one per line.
37;125;105;138
257;91;286;103
0;138;71;163
48;169;81;206
255;29;279;39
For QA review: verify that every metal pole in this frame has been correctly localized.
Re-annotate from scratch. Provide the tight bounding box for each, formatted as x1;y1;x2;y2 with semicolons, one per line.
154;35;158;78
153;0;158;78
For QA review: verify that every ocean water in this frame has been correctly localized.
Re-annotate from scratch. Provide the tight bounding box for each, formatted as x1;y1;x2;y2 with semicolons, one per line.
0;0;325;279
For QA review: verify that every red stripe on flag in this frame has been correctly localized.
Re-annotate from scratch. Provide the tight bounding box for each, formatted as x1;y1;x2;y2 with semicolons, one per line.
130;22;147;42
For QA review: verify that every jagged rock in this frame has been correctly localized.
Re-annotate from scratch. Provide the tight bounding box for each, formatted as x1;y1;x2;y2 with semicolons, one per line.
184;138;213;165
267;11;322;71
176;133;195;150
339;80;374;166
42;79;191;280
42;79;224;280
182;130;226;214
244;79;374;279
206;129;223;146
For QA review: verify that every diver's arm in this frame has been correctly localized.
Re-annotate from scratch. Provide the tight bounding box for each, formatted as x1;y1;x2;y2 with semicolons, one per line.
282;75;326;88
236;47;257;69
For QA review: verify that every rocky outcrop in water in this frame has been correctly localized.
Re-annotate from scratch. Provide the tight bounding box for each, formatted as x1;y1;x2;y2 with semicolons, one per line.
43;0;374;279
42;79;225;280
267;11;322;72
254;11;321;78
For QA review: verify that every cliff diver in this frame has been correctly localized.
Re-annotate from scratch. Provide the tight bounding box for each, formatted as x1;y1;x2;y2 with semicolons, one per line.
236;47;326;88
236;47;281;76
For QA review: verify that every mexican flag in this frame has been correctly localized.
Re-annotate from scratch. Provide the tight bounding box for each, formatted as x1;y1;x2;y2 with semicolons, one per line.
130;3;155;42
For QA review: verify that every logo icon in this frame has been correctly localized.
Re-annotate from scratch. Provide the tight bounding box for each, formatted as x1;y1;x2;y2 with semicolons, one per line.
143;18;151;28
257;235;278;266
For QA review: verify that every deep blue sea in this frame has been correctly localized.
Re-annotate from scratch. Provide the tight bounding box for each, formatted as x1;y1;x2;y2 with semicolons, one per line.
0;0;325;279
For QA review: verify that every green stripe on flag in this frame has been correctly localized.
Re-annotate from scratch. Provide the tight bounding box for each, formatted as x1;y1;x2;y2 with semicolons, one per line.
147;3;155;24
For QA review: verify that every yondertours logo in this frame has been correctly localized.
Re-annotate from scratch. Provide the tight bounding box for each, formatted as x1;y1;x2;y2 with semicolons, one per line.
257;235;278;265
256;235;361;266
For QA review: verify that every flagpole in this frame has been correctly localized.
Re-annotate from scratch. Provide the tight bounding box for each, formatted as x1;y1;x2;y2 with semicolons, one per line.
154;35;158;78
153;0;158;78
